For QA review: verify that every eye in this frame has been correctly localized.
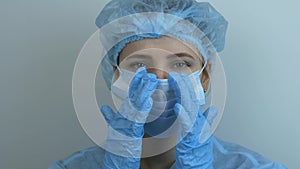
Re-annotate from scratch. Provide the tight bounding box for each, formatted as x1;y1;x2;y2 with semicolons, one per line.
133;62;146;69
174;61;190;68
175;62;186;68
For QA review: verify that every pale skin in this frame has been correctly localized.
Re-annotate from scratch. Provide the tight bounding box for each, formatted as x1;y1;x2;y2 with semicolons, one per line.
113;36;212;169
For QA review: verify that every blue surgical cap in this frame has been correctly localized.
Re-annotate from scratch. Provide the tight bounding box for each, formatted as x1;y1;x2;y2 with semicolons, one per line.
95;0;228;89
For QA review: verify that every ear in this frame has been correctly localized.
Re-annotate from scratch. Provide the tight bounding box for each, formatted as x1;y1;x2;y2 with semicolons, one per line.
200;62;212;92
112;66;120;81
113;66;117;71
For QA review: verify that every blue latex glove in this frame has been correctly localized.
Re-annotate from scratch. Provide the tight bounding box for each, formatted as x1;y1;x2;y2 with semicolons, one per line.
101;67;158;169
168;72;217;169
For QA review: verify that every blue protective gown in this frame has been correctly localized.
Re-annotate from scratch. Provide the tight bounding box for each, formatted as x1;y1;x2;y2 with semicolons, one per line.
49;136;286;169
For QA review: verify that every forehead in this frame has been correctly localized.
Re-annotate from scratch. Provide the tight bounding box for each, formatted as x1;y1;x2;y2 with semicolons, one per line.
119;36;202;61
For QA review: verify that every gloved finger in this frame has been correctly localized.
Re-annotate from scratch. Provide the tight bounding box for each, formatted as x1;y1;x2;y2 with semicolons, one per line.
138;73;158;102
128;67;147;105
146;73;158;92
168;72;182;102
169;72;199;109
203;106;218;126
129;67;147;97
174;103;195;133
129;67;153;102
100;105;116;125
179;73;199;103
129;72;157;111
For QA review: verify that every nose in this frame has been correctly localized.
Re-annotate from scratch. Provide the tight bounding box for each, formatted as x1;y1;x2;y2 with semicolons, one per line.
147;68;168;79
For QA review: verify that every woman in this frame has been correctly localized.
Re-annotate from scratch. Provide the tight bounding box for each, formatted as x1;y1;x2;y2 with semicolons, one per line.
49;0;286;168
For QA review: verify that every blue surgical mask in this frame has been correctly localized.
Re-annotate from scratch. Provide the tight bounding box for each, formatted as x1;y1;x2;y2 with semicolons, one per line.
144;70;206;138
111;67;206;138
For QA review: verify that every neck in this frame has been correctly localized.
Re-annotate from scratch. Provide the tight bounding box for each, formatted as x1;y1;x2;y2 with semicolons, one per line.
140;133;177;169
140;147;175;169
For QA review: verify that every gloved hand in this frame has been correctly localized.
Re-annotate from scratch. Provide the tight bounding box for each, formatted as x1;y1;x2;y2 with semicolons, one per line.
168;72;217;169
101;67;158;169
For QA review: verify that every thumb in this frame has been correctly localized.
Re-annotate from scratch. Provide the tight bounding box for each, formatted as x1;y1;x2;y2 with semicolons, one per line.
203;106;218;126
100;105;115;125
174;103;193;132
198;106;218;144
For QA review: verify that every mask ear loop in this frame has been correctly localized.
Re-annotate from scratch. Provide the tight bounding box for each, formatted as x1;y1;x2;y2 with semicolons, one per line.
199;60;207;75
111;66;121;84
114;66;127;80
116;66;121;73
198;60;207;106
202;60;211;96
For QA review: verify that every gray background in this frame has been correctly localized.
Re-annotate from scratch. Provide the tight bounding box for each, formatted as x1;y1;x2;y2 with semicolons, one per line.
1;0;299;168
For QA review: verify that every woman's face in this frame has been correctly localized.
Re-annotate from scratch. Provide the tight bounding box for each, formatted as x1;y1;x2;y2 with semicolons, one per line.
115;36;211;90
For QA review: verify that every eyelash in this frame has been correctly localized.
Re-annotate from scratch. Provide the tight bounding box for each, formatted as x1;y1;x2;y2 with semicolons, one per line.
131;62;146;69
174;61;192;68
130;60;192;69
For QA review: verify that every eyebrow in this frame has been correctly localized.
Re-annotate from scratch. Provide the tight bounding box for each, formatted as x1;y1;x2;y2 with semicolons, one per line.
125;52;197;60
167;52;196;60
